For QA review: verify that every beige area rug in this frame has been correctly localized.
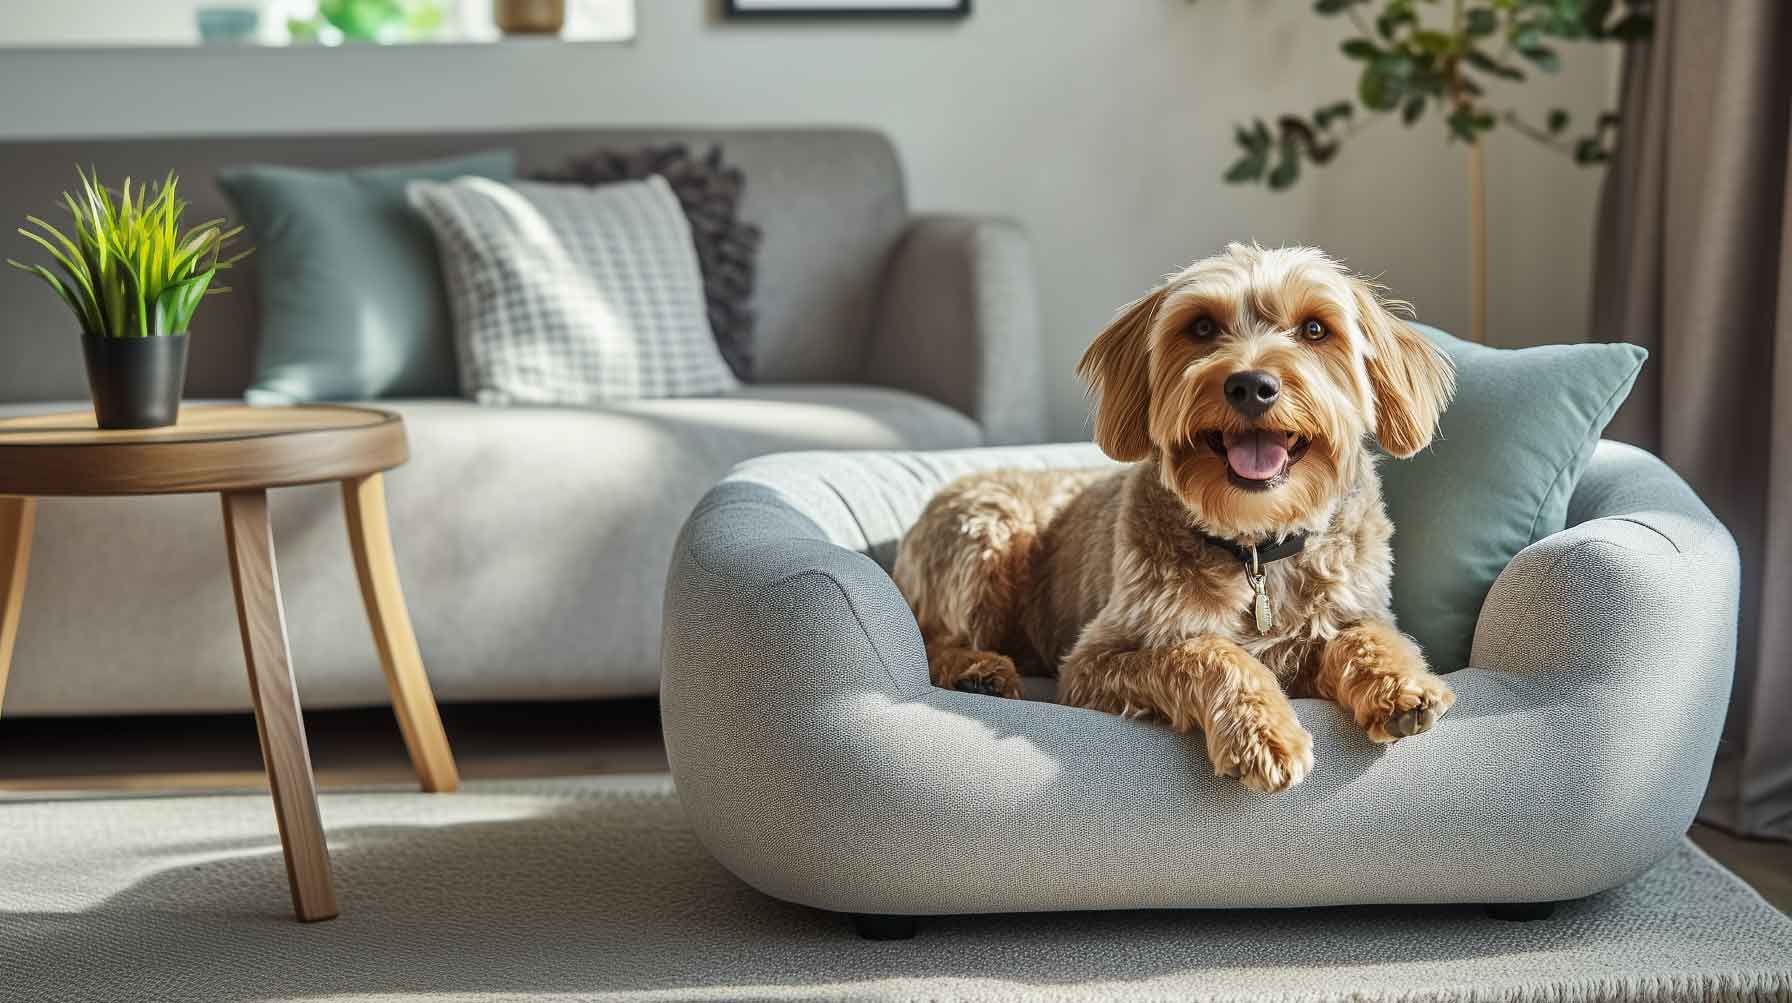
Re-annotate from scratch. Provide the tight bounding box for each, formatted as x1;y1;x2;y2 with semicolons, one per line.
1;775;1789;1002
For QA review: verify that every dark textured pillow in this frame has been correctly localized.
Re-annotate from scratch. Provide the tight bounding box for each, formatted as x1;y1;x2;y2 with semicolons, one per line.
531;144;760;381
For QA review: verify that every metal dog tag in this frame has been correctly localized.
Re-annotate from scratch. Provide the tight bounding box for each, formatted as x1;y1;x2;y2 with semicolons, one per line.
1247;546;1273;634
1249;574;1273;633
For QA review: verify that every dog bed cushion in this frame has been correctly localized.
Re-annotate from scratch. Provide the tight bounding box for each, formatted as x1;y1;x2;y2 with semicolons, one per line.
1380;326;1646;673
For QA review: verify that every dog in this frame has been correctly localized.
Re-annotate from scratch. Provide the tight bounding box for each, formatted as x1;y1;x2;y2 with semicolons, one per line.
892;243;1457;792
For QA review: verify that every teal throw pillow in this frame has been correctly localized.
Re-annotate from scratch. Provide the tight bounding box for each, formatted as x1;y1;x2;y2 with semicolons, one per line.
218;150;516;402
1381;325;1646;674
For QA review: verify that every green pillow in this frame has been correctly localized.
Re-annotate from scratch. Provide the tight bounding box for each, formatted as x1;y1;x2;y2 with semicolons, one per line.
1381;326;1646;674
218;150;516;403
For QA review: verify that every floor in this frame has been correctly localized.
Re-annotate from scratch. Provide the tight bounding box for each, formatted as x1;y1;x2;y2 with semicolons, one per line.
2;699;1788;915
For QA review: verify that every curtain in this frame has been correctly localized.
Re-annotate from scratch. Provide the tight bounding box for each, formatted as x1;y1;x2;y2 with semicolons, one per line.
1591;0;1792;840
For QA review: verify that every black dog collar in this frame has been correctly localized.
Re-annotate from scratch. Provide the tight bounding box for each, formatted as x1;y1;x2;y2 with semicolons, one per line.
1195;530;1307;566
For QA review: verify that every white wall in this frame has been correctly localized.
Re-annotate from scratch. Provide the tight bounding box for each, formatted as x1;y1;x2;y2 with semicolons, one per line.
0;0;1617;439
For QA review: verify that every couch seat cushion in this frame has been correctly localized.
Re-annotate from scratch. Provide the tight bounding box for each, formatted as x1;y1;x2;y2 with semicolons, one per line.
0;386;976;715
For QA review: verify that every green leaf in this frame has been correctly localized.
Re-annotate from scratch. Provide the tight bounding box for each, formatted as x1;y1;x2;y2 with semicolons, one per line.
1376;52;1416;78
1358;64;1397;110
1341;38;1381;60
1573;137;1609;164
11;259;72;302
153;270;214;334
1375;7;1415;38
1446;106;1480;143
1267;138;1301;190
1464;47;1525;80
1402;94;1427;125
1547;108;1570;133
1277;115;1317;143
1465;8;1498;36
1410;29;1456;53
1224;154;1267;183
1313;101;1355;129
1519;45;1560;72
1313;0;1355;14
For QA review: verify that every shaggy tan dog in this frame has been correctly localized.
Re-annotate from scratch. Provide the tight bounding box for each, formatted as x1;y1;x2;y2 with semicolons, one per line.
893;244;1458;792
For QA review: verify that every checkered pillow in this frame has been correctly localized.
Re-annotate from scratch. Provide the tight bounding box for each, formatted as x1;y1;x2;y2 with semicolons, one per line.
407;175;737;404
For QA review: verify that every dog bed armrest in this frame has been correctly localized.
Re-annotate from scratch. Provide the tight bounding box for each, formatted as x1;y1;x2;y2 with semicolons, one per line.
1473;439;1737;683
1467;440;1736;851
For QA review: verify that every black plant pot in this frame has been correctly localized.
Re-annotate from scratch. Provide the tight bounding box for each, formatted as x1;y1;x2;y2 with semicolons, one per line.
81;333;190;430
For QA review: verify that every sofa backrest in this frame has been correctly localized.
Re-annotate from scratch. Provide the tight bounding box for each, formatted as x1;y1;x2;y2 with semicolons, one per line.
0;127;908;401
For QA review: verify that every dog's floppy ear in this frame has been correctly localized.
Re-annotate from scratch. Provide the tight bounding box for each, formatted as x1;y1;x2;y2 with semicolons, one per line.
1353;279;1455;458
1077;286;1165;462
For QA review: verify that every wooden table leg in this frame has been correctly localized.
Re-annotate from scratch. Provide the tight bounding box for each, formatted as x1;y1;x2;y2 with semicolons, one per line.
0;497;33;715
341;473;459;794
221;489;338;923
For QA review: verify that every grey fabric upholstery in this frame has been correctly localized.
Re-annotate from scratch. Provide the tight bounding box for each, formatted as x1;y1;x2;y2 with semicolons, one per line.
0;126;1047;715
0;388;977;715
0;128;911;399
661;440;1738;912
869;215;1045;445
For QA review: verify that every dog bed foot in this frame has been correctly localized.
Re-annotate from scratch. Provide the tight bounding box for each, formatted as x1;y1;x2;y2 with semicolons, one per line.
851;913;919;940
1486;901;1558;921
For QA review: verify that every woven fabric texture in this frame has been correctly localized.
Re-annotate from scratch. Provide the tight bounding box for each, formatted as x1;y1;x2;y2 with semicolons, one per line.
661;441;1738;915
0;389;979;715
1;777;1787;1002
409;175;738;405
531;143;761;381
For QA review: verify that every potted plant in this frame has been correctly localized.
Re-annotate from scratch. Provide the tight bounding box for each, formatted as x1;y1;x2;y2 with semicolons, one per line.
8;170;247;429
1216;0;1652;344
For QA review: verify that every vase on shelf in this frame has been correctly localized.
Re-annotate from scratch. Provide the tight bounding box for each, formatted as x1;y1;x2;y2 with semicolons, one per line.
495;0;566;35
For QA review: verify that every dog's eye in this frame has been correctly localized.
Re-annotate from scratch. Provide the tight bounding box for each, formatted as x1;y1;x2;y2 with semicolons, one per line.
1300;319;1330;342
1188;316;1218;340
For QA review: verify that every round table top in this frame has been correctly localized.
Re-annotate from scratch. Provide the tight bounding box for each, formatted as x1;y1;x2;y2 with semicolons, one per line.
0;404;408;497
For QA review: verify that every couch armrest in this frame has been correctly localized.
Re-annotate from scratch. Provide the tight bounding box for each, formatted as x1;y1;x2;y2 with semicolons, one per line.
868;215;1045;445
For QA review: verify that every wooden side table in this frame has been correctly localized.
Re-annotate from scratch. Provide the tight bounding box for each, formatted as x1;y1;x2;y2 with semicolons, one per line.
0;404;459;922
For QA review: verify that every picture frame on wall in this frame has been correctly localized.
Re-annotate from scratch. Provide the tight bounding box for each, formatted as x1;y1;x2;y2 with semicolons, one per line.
723;0;970;18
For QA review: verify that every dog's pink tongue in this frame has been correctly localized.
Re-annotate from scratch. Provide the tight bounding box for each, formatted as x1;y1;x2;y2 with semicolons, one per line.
1225;430;1290;480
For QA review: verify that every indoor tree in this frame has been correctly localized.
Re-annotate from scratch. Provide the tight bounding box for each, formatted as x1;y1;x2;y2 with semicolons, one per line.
1222;0;1652;343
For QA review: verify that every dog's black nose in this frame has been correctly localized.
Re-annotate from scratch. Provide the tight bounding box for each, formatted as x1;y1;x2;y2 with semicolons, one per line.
1224;370;1280;418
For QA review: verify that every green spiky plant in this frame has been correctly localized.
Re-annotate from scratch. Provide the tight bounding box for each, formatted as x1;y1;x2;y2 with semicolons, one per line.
7;169;248;339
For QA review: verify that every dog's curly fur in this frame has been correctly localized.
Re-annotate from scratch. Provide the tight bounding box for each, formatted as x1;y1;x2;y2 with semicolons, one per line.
893;244;1458;792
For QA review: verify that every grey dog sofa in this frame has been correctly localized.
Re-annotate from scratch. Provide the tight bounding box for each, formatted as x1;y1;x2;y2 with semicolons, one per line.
0;126;1041;715
661;440;1738;931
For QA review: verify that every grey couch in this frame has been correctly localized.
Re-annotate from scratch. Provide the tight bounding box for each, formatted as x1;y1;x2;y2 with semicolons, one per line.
0;127;1043;715
661;441;1738;925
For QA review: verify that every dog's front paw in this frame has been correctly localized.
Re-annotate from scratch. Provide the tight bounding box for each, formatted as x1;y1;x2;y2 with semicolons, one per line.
929;648;1023;699
1207;704;1314;793
1362;675;1455;743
